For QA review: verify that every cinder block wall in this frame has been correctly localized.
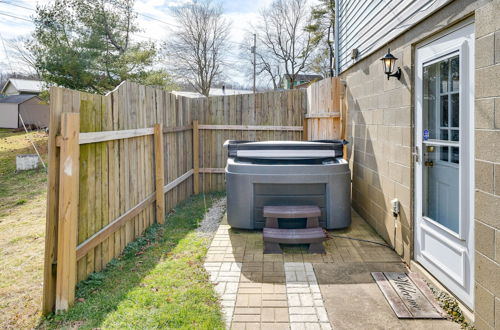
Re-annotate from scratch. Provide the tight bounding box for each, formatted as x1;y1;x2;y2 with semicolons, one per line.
341;0;484;265
473;1;500;329
343;45;412;263
341;0;499;327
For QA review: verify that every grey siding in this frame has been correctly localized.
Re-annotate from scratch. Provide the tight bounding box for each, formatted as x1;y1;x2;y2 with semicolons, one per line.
338;0;451;73
0;103;19;128
19;97;49;128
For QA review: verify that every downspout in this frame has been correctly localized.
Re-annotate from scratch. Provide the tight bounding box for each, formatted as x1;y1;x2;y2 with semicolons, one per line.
334;0;340;77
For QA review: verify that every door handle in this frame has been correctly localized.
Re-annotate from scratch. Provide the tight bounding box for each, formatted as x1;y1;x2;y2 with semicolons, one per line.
424;160;434;167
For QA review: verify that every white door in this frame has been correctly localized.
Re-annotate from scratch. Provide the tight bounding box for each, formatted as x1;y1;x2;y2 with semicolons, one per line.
414;22;474;308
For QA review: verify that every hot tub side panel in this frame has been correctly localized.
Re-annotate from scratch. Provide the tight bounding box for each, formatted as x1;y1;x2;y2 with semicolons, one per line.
226;173;254;229
226;162;351;229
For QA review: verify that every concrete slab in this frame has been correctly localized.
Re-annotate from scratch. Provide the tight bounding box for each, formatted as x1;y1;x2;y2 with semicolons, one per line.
315;263;461;330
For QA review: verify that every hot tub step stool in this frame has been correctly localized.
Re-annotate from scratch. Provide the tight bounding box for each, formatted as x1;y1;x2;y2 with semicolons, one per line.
263;205;326;254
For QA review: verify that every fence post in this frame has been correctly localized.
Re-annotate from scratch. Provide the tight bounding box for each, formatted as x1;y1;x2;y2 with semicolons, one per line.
154;124;165;224
42;87;62;314
193;120;200;194
55;112;80;312
303;118;308;141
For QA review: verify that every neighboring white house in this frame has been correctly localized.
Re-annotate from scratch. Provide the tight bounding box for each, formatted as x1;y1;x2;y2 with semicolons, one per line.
0;94;49;129
1;78;44;96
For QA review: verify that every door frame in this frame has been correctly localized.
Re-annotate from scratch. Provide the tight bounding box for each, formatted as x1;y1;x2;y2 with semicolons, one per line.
413;20;475;308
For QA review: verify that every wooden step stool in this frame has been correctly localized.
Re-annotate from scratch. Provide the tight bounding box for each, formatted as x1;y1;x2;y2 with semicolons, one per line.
262;205;326;254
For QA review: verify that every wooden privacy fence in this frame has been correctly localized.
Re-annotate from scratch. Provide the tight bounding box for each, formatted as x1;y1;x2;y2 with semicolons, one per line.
43;82;308;313
44;82;196;313
305;77;347;141
192;90;307;192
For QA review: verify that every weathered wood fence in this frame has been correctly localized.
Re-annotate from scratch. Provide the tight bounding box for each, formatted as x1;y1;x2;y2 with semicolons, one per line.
193;91;307;192
43;82;308;313
305;77;347;141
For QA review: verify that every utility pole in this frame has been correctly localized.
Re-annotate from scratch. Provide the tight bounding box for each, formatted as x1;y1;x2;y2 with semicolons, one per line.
252;33;256;94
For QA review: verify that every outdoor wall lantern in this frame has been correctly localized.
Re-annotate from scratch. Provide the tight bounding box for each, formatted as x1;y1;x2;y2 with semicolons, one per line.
380;48;401;80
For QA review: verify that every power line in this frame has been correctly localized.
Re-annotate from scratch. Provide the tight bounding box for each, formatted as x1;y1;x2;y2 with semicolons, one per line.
0;0;35;12
0;0;249;49
0;11;31;22
0;0;176;30
134;11;177;29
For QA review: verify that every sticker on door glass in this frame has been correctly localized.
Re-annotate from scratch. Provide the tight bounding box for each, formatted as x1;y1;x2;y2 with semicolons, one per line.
423;129;429;141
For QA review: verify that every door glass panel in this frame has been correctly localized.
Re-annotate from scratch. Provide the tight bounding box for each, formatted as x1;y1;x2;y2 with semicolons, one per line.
440;60;449;93
422;55;460;234
450;55;460;92
440;146;449;161
440;95;449;127
451;93;459;127
451;147;460;164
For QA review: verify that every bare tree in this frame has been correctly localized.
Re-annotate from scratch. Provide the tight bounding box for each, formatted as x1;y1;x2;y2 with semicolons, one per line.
166;0;231;96
239;33;282;90
8;37;39;76
255;0;318;89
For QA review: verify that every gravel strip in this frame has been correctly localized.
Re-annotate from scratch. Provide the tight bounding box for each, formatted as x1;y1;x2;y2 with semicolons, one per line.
196;197;226;236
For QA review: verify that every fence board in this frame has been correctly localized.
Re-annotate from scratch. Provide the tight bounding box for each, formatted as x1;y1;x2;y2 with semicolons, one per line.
42;87;62;314
154;124;165;224
194;90;306;192
305;77;345;141
55;112;80;311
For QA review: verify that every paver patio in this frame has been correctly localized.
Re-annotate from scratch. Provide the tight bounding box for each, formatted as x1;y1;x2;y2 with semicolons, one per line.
204;210;461;329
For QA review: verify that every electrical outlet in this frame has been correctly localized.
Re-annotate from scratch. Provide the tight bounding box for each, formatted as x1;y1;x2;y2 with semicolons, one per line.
391;198;400;216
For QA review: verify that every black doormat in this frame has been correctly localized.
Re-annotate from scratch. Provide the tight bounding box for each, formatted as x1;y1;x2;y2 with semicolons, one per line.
372;272;445;319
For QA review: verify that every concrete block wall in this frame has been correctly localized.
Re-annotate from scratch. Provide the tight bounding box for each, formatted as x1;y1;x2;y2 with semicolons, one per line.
341;0;485;265
343;45;413;264
473;1;500;329
340;2;500;327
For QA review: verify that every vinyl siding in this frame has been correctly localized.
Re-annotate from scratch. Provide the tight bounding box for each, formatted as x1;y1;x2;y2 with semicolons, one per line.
337;0;452;73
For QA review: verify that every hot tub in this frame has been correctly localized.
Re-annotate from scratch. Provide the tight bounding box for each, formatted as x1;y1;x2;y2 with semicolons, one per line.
224;140;351;229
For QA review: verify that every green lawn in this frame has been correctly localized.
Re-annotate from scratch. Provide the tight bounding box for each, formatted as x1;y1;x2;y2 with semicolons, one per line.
41;193;225;330
0;129;48;329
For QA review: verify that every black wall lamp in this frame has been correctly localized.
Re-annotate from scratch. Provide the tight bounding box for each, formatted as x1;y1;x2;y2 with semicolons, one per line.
380;48;401;80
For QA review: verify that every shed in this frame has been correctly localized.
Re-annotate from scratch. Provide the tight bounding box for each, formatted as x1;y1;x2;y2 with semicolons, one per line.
1;78;44;95
0;95;49;129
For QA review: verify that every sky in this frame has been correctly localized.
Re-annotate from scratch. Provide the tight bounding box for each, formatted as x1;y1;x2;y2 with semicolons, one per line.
0;0;312;88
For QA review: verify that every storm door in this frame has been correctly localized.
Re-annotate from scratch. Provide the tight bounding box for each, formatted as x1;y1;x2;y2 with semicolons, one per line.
414;23;474;308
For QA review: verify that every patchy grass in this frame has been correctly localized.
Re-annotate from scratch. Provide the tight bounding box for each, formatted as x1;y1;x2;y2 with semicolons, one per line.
428;283;475;329
0;130;48;216
41;193;225;330
0;130;48;329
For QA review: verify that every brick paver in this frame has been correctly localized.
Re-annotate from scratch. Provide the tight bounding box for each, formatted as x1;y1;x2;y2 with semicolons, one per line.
204;211;403;329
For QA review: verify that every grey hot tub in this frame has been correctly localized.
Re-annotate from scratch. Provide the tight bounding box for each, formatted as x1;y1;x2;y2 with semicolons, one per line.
225;140;351;230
